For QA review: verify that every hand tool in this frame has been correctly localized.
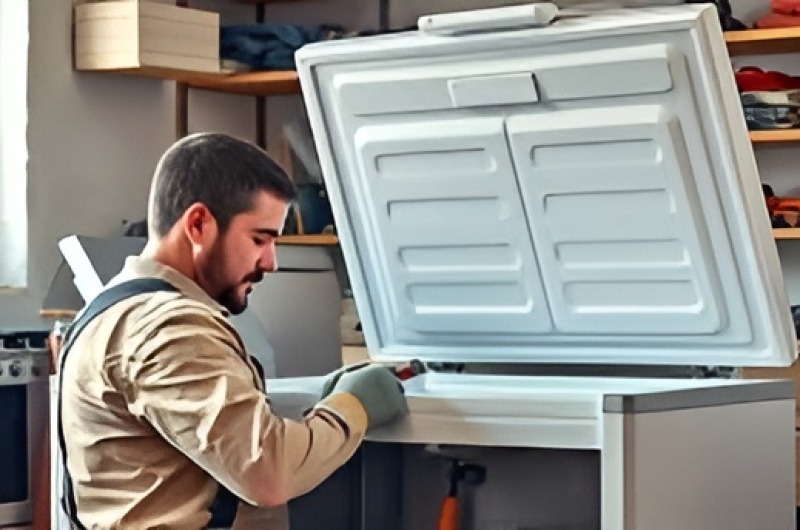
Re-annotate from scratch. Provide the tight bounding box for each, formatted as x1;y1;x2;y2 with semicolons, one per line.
437;460;487;530
393;358;426;380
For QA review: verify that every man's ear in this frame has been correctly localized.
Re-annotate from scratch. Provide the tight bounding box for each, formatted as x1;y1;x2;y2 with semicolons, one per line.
182;202;217;246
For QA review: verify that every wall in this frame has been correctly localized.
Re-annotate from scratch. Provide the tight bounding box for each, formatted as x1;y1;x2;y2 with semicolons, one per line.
2;0;799;333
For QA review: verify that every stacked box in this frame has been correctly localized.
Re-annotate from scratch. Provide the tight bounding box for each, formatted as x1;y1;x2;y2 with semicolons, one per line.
74;1;220;73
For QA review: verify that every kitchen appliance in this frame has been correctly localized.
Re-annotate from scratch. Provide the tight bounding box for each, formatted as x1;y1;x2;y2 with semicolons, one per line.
0;333;50;527
267;3;800;529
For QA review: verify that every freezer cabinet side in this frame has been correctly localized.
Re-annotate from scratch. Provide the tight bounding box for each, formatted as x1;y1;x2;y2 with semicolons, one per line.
602;383;795;530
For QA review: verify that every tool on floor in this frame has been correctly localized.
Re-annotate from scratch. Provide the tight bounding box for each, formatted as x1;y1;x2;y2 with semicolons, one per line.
437;459;487;530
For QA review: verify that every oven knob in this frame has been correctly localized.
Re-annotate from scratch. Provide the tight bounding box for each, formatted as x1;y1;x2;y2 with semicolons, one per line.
31;365;41;377
9;361;22;378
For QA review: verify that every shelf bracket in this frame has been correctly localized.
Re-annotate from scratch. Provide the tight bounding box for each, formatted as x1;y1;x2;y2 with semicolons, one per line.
175;0;189;139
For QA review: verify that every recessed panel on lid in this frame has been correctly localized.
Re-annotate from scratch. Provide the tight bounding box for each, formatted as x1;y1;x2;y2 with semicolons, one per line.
508;105;728;337
352;117;553;339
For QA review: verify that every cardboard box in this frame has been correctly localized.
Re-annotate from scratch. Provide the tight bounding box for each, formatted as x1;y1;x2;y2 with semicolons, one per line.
74;1;220;73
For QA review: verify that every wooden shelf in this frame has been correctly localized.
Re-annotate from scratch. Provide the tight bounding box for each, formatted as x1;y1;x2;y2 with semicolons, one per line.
276;234;339;245
722;29;800;144
773;228;800;240
84;66;301;96
749;129;800;144
725;28;800;56
90;31;800;98
39;309;78;320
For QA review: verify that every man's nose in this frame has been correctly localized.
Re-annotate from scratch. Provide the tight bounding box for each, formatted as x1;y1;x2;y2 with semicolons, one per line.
259;244;278;273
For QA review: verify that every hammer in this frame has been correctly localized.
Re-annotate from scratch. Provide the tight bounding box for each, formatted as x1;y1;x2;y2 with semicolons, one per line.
437;460;487;530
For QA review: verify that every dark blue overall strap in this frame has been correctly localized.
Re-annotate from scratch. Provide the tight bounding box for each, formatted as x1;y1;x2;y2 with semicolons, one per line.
57;278;243;528
56;279;178;529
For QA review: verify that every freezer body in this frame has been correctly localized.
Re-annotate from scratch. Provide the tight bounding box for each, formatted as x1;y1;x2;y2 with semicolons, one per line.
270;374;795;529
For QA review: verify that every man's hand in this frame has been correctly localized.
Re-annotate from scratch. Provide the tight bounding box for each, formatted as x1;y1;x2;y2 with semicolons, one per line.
320;361;371;399
321;364;408;430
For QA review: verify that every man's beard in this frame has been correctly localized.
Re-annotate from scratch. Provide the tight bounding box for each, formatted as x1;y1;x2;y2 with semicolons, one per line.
217;287;247;315
206;240;263;315
216;270;264;315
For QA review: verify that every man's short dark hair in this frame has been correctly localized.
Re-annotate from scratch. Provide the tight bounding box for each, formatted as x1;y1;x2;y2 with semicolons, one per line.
149;133;297;237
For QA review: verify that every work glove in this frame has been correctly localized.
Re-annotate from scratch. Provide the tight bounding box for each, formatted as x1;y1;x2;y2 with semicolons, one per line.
320;361;371;397
320;363;408;430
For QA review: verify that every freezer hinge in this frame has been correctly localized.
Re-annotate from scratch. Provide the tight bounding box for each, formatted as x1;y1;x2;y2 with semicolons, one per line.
426;362;466;374
692;365;739;379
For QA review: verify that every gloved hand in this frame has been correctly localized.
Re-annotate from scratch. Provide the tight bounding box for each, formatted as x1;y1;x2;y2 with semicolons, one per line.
320;361;371;398
320;363;408;429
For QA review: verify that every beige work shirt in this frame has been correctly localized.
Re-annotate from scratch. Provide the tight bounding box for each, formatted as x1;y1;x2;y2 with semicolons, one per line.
60;256;367;529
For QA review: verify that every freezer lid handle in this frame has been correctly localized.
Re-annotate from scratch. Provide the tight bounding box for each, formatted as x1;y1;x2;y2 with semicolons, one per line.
417;3;558;35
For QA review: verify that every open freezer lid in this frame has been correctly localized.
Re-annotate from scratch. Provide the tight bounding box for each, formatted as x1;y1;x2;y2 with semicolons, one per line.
296;4;797;367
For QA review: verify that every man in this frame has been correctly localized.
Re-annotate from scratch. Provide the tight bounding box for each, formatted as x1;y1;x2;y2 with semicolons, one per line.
58;133;408;528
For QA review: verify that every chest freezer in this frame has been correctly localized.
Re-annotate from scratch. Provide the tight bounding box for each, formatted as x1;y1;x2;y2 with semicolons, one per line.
271;4;799;529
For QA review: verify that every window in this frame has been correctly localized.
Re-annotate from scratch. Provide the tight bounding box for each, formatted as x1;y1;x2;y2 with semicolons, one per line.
0;1;28;288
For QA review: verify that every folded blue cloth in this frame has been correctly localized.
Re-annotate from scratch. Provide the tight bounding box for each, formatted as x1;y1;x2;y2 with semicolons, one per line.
220;24;339;70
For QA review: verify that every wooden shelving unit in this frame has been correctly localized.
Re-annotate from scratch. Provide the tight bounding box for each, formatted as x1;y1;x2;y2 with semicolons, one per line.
724;28;800;144
89;66;301;96
750;129;800;144
725;27;800;57
723;28;800;244
172;69;299;96
773;228;800;240
99;65;322;246
277;234;339;245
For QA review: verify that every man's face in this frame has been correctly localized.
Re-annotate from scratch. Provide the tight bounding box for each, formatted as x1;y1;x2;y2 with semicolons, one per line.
200;191;289;314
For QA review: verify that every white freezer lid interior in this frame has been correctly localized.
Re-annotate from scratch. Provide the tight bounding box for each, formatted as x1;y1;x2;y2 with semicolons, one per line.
297;4;796;367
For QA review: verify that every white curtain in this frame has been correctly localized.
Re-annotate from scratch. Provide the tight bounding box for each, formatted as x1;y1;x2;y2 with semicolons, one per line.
0;0;29;288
